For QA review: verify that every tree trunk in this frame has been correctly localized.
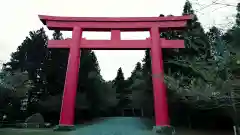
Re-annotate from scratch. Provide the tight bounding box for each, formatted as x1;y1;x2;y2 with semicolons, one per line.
132;108;135;116
188;116;192;129
230;91;240;135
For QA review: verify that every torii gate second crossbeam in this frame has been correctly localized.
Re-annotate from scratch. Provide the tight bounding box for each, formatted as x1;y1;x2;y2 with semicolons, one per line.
48;38;184;49
39;15;191;133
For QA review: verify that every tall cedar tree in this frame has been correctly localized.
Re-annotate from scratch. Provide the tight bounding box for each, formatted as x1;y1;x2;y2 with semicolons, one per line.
113;68;130;108
141;49;153;93
79;50;103;115
181;0;210;59
113;68;125;95
125;62;142;108
236;3;240;27
4;28;48;100
162;0;211;81
3;28;104;115
3;28;49;114
126;62;142;86
46;30;69;96
223;3;240;75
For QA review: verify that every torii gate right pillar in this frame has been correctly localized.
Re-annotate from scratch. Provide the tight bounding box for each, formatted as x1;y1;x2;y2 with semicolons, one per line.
150;27;173;133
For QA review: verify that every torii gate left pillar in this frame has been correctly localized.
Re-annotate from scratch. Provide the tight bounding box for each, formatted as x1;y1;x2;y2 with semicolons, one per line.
39;15;191;133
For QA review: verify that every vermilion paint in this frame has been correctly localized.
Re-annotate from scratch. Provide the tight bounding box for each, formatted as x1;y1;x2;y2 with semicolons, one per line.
39;15;191;126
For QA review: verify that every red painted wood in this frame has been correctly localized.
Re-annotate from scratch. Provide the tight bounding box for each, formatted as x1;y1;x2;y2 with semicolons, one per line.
59;27;82;126
150;27;169;126
39;15;192;23
39;14;190;128
161;39;184;48
39;15;192;31
46;20;187;31
48;39;184;49
48;40;70;48
111;30;121;40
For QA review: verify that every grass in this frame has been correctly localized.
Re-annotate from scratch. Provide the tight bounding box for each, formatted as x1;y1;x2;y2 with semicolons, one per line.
0;128;68;135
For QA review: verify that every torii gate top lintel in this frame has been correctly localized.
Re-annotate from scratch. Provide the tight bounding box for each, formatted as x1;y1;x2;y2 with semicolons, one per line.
39;15;192;31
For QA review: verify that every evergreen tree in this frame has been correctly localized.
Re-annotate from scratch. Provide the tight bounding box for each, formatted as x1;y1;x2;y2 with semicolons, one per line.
163;0;212;83
140;49;154;117
236;3;240;27
113;68;125;98
223;3;240;73
132;62;142;76
4;28;48;99
1;27;107;120
232;3;240;51
80;50;103;116
141;49;152;93
113;68;130;110
181;0;210;59
232;3;240;75
45;30;68;96
2;28;49;116
223;3;240;45
42;48;104;118
52;30;63;40
126;62;142;86
142;50;151;74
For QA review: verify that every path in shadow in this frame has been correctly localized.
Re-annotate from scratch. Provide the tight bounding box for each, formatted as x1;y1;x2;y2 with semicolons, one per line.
73;117;155;135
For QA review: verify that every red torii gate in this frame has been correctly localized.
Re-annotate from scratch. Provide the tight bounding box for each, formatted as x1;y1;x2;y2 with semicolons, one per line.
39;15;191;131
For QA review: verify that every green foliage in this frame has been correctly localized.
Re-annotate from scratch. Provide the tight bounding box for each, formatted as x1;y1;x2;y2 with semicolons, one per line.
0;69;34;122
52;30;63;40
141;49;153;93
181;0;210;58
1;28;107;119
123;50;155;116
113;68;125;94
236;3;240;26
3;28;49;106
119;0;240;126
127;62;142;87
113;68;131;109
183;0;194;15
45;30;68;96
0;0;239;128
0;70;32;98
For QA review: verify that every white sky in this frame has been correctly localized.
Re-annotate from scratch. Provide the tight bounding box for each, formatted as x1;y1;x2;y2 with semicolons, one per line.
0;0;238;81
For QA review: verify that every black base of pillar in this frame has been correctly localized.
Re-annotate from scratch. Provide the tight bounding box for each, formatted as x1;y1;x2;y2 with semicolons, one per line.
53;125;75;131
152;126;175;135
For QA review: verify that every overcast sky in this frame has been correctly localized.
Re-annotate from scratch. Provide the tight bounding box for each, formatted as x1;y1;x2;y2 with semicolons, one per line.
0;0;238;81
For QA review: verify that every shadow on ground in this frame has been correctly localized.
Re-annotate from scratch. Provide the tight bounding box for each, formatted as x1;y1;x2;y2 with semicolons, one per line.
0;117;233;135
74;117;154;135
0;117;155;135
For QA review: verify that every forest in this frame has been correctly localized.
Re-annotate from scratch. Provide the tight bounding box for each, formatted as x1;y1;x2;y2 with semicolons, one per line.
0;0;239;132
